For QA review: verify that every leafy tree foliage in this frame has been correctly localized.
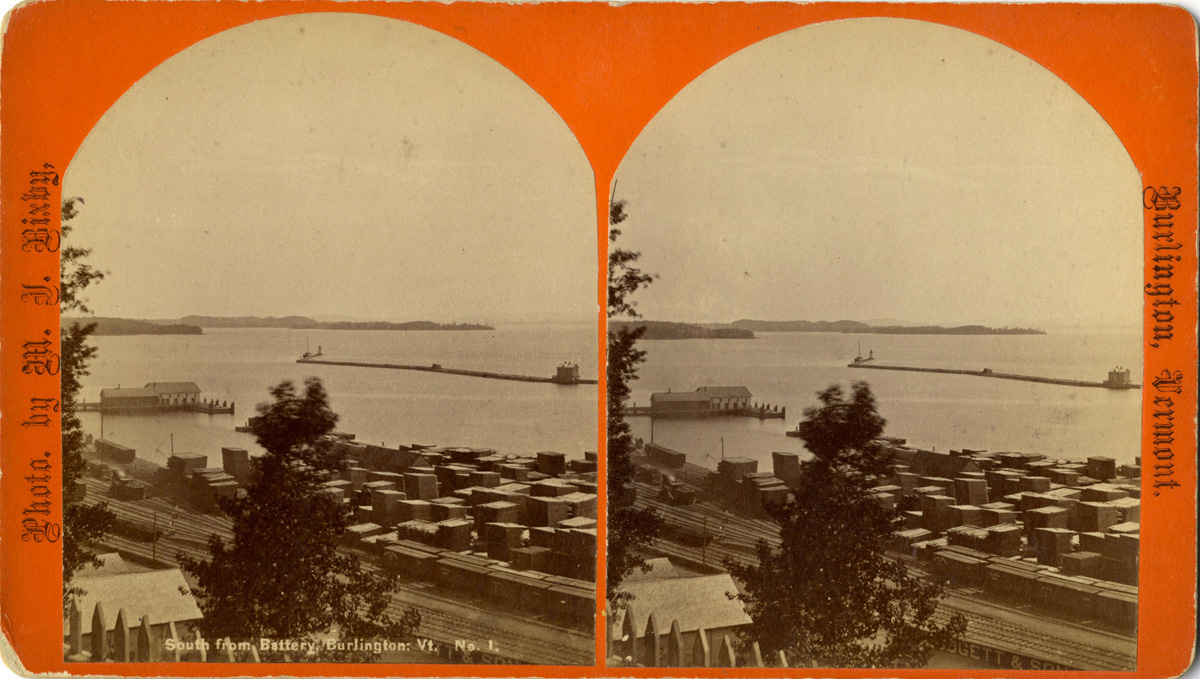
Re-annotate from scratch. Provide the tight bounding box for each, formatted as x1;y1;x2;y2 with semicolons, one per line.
61;197;116;606
606;198;662;605
729;382;965;667
180;378;419;660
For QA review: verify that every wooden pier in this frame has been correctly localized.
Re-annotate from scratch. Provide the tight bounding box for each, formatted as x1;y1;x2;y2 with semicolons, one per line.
848;363;1141;390
623;404;785;419
296;358;597;385
77;400;235;414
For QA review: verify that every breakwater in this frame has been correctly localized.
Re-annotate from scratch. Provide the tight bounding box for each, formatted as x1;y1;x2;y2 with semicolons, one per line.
296;358;597;385
848;363;1140;389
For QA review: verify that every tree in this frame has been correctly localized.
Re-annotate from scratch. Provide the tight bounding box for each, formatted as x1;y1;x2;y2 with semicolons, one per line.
606;197;662;605
61;197;116;606
180;378;420;661
729;382;965;668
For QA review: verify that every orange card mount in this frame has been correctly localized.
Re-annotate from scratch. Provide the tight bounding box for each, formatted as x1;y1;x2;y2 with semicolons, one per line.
0;2;1195;678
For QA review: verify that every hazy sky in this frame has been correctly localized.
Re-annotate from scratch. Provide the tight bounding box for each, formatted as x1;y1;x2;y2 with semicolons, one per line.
65;13;596;324
615;18;1142;329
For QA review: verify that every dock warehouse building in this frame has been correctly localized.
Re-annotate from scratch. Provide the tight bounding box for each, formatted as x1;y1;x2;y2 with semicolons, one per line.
649;386;754;416
98;387;159;409
650;390;712;415
146;381;201;406
695;386;752;411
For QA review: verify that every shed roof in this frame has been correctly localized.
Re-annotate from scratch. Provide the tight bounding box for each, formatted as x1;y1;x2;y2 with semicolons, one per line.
144;382;201;394
67;569;202;636
96;439;135;452
99;388;157;399
695;386;753;398
620;573;751;637
912;450;982;478
623;557;694;583
651;391;710;403
76;553;143;578
363;445;433;471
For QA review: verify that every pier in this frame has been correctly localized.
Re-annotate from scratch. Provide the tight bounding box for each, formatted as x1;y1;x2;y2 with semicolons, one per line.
624;404;785;419
625;385;785;418
78;399;234;415
848;363;1140;390
296;357;597;385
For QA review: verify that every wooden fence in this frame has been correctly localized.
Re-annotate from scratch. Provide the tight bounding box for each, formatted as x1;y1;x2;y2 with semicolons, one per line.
64;597;261;663
605;604;790;668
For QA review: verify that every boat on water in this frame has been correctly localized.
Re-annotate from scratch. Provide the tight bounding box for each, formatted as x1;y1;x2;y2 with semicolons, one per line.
300;338;324;360
850;341;875;365
235;415;262;433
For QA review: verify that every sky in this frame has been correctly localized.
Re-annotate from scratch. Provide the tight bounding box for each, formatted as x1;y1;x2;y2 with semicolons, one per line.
614;18;1143;330
64;13;596;325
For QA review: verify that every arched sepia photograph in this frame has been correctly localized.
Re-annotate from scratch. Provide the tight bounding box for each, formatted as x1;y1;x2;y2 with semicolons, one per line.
59;12;597;665
606;18;1141;670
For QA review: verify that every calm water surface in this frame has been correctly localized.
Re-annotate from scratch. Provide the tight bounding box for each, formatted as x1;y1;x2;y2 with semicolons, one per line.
79;324;599;466
80;325;1141;474
627;329;1142;470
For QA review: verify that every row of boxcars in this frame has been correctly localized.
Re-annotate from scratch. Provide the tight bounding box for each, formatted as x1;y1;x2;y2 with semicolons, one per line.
929;545;1137;632
380;538;594;628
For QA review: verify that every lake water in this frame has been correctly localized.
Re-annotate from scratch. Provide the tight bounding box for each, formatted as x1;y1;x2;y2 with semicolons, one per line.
78;325;1142;474
78;324;599;466
627;329;1143;471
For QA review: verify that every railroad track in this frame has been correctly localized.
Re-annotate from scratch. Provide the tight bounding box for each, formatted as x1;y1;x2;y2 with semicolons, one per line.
382;596;591;665
632;483;1137;671
929;605;1135;670
80;478;593;666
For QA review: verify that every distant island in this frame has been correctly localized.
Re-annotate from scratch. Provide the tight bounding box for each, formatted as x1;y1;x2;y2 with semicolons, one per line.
728;319;1045;336
63;317;203;336
64;315;494;335
610;320;755;340
176;316;494;331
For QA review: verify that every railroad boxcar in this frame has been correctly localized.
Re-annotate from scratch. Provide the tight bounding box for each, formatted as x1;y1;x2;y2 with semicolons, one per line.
1094;589;1138;631
383;544;438;581
1034;575;1100;619
983;563;1038;601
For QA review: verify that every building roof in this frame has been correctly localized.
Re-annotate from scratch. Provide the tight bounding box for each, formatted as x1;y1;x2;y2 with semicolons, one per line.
66;568;202;636
912;450;982;478
620;572;751;637
695;386;753;399
99;388;158;399
76;553;144;578
96;439;135;452
144;381;201;394
651;391;710;403
363;445;433;472
623;557;697;583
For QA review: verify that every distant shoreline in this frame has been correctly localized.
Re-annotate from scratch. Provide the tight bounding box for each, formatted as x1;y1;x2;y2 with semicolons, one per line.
614;318;1046;339
727;319;1045;336
66;315;494;336
610;320;755;340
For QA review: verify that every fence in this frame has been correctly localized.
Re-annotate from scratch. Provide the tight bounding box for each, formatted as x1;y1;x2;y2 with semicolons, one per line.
605;604;790;668
64;597;261;663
